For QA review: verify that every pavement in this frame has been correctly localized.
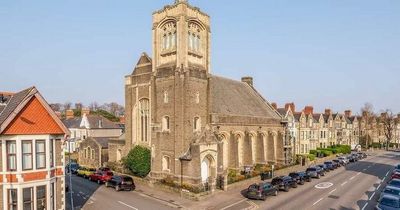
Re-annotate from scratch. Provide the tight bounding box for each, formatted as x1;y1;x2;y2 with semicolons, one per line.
66;150;400;210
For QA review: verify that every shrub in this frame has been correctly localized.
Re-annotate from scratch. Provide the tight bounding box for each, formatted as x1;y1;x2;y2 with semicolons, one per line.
307;154;316;161
309;150;318;155
321;150;333;157
123;145;151;178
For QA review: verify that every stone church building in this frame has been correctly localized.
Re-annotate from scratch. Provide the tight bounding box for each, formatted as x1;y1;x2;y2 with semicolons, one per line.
110;0;286;190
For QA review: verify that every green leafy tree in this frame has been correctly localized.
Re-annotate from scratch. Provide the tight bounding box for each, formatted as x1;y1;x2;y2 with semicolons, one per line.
123;146;151;177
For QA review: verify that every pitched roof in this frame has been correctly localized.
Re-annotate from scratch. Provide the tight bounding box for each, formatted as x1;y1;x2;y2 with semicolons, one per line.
132;53;152;75
62;115;120;129
312;114;321;122
209;75;281;120
62;117;81;128
277;108;287;116
92;137;110;149
293;112;302;122
0;87;35;125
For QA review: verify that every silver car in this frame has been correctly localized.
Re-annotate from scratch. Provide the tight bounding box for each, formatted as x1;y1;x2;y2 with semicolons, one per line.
380;186;400;201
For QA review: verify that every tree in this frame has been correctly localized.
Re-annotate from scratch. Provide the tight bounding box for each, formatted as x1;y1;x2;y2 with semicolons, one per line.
360;103;376;149
380;110;399;151
63;102;72;111
49;103;62;112
123;146;151;177
89;102;99;111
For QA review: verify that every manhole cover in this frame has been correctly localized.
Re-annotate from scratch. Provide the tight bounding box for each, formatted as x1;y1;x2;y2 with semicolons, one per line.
315;182;333;189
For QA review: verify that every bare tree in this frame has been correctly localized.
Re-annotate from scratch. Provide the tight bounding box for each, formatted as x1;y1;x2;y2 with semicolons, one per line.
49;103;62;112
360;103;376;149
380;110;399;151
89;102;99;111
63;102;72;111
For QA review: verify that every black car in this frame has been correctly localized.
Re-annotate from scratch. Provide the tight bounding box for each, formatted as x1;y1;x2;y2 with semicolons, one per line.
306;167;325;179
289;172;311;185
66;163;79;174
332;159;342;167
246;182;278;200
324;161;337;170
317;164;330;172
271;176;297;192
106;176;135;191
376;194;400;210
348;155;356;163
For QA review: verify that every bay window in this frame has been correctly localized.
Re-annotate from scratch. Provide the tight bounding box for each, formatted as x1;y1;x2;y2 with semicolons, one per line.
8;189;17;210
37;185;46;210
22;141;33;170
36;140;46;169
23;187;33;210
7;141;17;171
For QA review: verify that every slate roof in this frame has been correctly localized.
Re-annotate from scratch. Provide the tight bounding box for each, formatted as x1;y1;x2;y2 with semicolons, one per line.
92;137;110;149
209;75;280;120
132;53;152;75
294;113;302;122
313;114;321;122
323;114;330;123
62;115;120;129
0;87;35;125
277;108;287;116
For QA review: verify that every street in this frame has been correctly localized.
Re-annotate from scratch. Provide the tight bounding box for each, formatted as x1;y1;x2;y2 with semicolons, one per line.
66;151;400;210
219;151;399;210
66;175;178;210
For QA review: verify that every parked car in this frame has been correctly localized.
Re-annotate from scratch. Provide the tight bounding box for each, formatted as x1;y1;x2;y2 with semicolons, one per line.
306;167;324;179
246;182;278;200
106;176;135;191
351;153;359;162
271;176;297;192
358;152;367;159
317;164;330;172
395;164;400;170
77;167;96;178
324;161;338;170
289;172;311;185
89;171;114;184
66;163;80;174
338;157;349;165
348;155;356;163
391;172;400;180
388;179;400;188
376;194;400;210
332;159;342;167
98;167;111;172
380;186;400;200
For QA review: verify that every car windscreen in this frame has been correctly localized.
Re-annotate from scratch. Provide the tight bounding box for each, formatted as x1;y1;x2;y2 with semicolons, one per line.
248;184;259;191
390;180;400;186
380;197;400;208
384;188;400;196
123;177;133;182
306;168;316;172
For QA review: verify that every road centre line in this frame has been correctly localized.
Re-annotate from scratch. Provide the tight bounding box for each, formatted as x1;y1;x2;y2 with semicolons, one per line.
118;201;139;210
329;189;337;194
341;181;348;186
313;198;324;206
220;198;247;210
369;192;376;200
361;203;368;210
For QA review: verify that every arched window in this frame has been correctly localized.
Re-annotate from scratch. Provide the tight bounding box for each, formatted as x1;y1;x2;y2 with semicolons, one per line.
161;22;176;51
91;149;95;159
194;117;201;132
162;156;170;171
162;116;170;132
195;92;200;104
164;91;169;103
139;99;150;142
188;22;202;52
117;149;122;162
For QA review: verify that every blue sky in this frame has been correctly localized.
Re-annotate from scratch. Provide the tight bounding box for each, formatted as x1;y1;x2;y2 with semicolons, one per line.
1;0;399;114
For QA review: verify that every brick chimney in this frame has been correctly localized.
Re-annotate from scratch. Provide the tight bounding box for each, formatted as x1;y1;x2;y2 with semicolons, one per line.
241;76;253;87
271;102;278;110
325;109;332;116
66;109;74;119
81;107;90;116
285;103;296;112
304;106;314;115
345;110;352;118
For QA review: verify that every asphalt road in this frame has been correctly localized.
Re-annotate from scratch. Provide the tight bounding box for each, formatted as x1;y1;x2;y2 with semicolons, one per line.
220;151;400;210
66;174;178;210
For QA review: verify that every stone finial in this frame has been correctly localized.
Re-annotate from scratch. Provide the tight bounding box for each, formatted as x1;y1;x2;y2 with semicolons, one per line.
241;76;253;87
175;0;187;4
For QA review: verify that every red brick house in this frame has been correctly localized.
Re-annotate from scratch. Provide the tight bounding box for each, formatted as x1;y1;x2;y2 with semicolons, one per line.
0;87;69;210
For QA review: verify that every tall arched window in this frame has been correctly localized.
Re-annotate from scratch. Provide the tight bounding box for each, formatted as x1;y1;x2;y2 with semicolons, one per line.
164;90;169;103
162;156;170;171
161;22;176;51
188;22;202;52
194;117;201;132
139;99;150;142
162;116;170;132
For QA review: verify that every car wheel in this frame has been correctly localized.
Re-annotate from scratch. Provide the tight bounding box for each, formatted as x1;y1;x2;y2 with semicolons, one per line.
262;195;266;201
293;183;298;188
274;190;278;196
284;185;289;192
105;182;109;187
97;180;101;185
88;177;92;181
116;185;120;191
317;174;320;179
300;180;305;185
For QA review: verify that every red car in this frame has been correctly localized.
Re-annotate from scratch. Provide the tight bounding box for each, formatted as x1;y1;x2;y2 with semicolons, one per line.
89;171;114;184
391;172;400;180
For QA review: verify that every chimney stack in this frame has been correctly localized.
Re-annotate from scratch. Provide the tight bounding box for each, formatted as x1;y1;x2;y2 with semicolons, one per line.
325;109;332;116
81;107;90;116
241;76;253;87
285;103;296;112
271;102;278;110
345;110;352;118
66;109;74;119
304;106;314;115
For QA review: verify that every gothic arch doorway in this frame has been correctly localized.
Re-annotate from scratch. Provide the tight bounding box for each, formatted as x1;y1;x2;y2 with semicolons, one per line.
201;155;215;183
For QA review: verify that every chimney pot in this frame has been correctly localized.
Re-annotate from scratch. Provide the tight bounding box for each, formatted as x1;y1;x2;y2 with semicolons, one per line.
304;106;314;115
241;76;253;87
285;103;295;112
325;109;332;116
271;102;277;110
66;109;74;119
345;110;352;118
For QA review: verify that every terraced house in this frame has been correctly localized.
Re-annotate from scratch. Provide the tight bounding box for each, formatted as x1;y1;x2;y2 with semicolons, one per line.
0;87;68;210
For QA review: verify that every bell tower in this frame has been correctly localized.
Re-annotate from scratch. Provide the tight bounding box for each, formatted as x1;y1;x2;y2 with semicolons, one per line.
152;0;211;73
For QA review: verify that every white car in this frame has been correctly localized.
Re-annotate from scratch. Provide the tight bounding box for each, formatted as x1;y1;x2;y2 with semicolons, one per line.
338;157;349;165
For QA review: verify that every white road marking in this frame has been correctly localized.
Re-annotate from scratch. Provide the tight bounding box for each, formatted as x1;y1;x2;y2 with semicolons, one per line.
118;201;139;210
313;198;324;206
350;176;356;180
341;181;348;186
329;189;337;194
361;203;368;210
220;198;247;210
363;169;367;171
377;184;382;190
357;172;362;176
382;177;386;183
386;171;390;176
369;192;376;200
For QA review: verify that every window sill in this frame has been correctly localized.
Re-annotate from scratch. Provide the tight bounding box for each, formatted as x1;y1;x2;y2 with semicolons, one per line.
162;130;170;134
161;49;177;56
188;50;203;58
